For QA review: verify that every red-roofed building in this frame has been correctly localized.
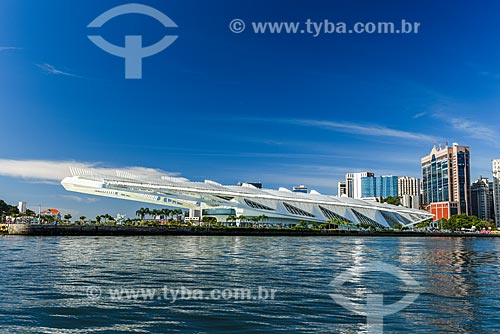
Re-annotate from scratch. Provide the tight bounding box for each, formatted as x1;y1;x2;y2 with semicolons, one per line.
40;208;61;221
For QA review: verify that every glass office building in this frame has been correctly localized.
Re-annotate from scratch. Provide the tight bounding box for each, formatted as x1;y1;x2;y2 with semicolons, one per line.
361;175;399;198
421;143;470;220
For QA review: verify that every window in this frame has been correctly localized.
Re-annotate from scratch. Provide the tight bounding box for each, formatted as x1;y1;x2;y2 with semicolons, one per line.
283;202;315;217
244;199;274;211
352;209;385;229
319;206;354;223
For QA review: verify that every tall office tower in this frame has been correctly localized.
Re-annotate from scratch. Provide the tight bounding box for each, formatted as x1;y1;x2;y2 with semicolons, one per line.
345;172;374;199
360;175;398;198
489;181;495;224
493;159;500;226
337;181;347;197
421;143;471;220
470;177;492;221
398;176;421;209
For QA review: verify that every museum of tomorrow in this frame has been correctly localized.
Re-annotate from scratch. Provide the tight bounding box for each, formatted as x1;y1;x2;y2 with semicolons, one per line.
61;167;433;228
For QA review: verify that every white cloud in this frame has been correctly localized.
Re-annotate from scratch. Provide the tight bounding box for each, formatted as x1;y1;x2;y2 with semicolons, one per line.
290;119;436;142
36;63;81;78
0;159;178;182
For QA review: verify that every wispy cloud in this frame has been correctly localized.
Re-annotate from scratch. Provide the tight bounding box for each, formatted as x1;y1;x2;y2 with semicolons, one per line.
0;46;21;52
60;195;99;203
288;119;436;142
412;111;427;119
0;159;179;182
432;112;498;145
36;63;81;78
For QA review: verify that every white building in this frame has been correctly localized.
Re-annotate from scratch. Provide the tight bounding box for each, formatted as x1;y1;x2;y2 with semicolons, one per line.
493;159;500;226
346;172;374;199
18;201;26;214
61;167;432;229
337;181;346;197
398;176;420;209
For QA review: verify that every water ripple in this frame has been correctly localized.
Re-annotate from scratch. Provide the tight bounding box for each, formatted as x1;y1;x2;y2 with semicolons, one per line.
1;236;500;333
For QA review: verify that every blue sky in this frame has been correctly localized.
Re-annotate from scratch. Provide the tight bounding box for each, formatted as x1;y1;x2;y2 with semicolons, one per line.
1;0;499;219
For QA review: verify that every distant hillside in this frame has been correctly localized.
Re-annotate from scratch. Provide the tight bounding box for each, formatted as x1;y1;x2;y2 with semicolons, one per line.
0;199;19;215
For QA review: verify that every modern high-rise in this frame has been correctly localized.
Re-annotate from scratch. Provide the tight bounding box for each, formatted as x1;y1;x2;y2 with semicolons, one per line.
345;172;374;199
398;176;420;209
470;177;493;221
421;143;471;220
493;159;500;226
360;175;398;198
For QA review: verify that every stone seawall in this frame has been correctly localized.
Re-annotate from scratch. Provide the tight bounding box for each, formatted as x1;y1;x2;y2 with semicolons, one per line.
4;224;500;237
7;224;360;236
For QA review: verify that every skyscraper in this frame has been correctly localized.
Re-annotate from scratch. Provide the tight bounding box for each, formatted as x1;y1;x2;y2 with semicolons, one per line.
398;176;420;209
360;175;398;198
470;177;492;221
421;143;471;220
345;172;374;199
493;159;500;226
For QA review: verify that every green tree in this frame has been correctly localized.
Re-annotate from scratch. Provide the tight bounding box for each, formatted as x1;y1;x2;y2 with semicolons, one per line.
415;220;431;229
392;223;403;231
160;208;171;220
327;217;354;229
136;208;146;220
381;197;401;206
79;216;86;223
201;216;217;226
257;214;268;224
0;200;19;215
63;214;72;223
226;215;237;224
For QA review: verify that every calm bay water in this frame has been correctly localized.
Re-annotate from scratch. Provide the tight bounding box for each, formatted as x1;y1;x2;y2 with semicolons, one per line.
1;236;500;333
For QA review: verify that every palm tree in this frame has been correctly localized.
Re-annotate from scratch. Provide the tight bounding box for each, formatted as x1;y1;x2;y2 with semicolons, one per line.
136;208;147;221
173;209;182;220
258;214;268;223
79;216;86;224
226;215;237;224
144;208;151;220
95;215;101;224
327;218;350;230
150;209;159;220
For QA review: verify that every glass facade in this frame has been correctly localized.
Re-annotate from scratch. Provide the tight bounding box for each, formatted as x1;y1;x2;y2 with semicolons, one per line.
361;176;398;198
422;154;449;204
421;145;470;216
202;209;236;216
457;151;468;214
